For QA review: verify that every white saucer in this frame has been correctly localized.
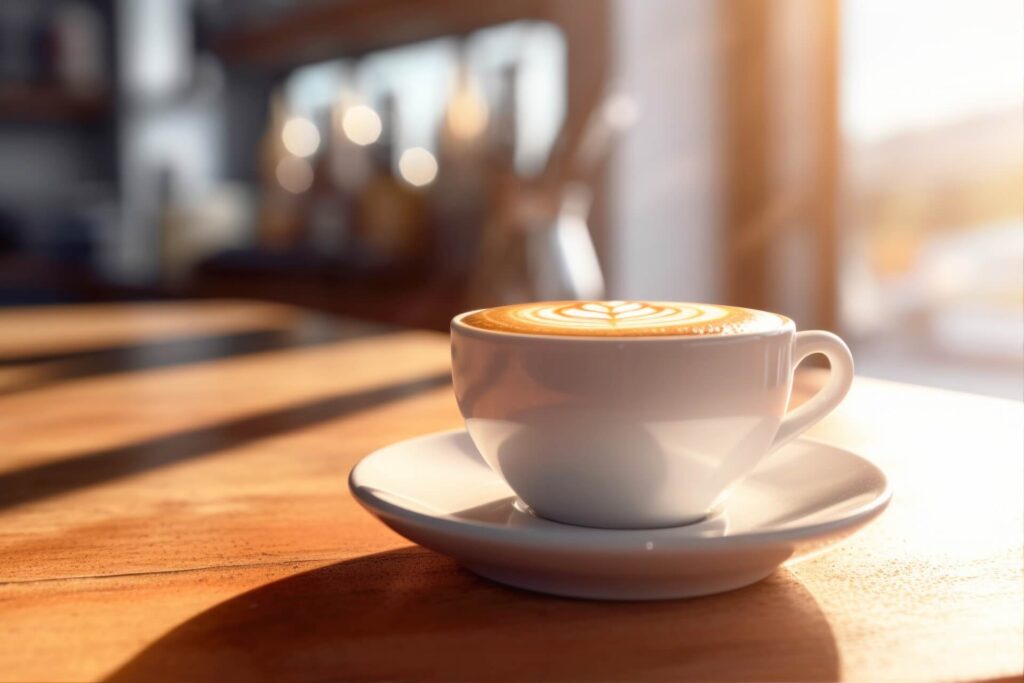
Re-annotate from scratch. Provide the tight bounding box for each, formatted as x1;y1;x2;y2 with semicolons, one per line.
349;430;891;600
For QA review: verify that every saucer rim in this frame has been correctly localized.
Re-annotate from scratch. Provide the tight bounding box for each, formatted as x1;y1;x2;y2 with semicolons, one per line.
349;428;892;553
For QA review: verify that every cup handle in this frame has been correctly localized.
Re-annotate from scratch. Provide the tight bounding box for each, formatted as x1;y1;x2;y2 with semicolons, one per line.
771;330;855;451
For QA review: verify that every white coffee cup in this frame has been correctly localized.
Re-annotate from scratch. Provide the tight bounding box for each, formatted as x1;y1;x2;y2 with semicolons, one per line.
450;303;854;529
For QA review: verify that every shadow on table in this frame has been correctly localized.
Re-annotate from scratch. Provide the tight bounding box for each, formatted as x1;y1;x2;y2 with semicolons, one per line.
106;547;839;683
0;371;450;512
0;315;386;397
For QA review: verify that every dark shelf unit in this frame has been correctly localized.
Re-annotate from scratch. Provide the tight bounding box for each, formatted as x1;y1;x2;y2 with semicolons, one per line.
206;0;546;67
0;84;112;124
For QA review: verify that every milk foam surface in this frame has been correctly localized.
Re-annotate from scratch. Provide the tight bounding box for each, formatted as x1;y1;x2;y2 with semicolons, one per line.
461;301;789;337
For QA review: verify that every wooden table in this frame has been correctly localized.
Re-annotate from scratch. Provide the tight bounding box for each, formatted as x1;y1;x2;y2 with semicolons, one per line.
0;301;1021;682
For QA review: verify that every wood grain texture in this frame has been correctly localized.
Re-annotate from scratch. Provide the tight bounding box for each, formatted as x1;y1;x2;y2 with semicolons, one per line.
0;301;1021;682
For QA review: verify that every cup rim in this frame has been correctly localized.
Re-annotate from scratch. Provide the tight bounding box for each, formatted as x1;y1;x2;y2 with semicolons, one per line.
451;304;796;343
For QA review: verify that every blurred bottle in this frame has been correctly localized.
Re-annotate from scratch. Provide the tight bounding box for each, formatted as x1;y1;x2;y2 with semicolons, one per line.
355;94;425;268
329;94;374;192
466;63;534;307
52;2;106;94
305;106;351;259
487;64;519;172
156;165;183;286
432;51;489;277
483;63;523;236
440;53;490;155
313;92;376;260
257;88;304;250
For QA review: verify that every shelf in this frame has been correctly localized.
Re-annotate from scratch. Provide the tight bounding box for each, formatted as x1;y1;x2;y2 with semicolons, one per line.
209;0;545;68
0;85;111;124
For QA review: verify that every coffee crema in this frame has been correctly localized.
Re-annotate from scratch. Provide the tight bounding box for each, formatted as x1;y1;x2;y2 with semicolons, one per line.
460;301;788;337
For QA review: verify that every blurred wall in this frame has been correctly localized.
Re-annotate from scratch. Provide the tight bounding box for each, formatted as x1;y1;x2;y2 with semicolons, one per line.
0;0;118;239
608;0;721;303
0;128;109;204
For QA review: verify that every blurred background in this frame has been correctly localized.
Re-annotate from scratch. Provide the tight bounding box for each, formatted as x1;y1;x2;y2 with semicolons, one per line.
0;0;1020;398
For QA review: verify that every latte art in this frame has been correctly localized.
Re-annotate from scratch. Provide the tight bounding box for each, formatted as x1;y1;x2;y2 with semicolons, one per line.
461;301;788;337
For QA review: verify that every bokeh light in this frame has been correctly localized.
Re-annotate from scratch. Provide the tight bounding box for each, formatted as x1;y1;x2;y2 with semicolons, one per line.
281;117;321;157
341;105;383;146
398;147;438;187
275;156;314;193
